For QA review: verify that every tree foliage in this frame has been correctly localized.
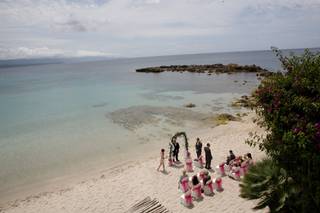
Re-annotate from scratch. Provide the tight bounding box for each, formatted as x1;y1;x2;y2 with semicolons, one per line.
241;48;320;212
240;159;297;212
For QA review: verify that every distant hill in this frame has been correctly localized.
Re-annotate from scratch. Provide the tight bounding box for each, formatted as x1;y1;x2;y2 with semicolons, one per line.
0;56;118;68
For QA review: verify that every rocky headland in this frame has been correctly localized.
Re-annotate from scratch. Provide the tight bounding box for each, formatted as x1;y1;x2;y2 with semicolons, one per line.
136;63;271;76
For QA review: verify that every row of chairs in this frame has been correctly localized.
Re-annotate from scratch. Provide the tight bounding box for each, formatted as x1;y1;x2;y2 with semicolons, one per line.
179;172;223;207
216;162;250;180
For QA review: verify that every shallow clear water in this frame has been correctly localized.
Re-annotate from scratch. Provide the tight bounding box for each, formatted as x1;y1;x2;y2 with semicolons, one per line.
0;48;317;197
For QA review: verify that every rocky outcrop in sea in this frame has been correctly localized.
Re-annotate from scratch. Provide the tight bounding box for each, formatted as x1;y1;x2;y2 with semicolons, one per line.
136;63;270;76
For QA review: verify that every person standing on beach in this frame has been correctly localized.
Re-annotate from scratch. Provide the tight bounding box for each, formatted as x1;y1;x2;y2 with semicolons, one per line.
204;143;212;169
169;138;175;162
195;138;202;158
157;149;166;172
174;141;180;161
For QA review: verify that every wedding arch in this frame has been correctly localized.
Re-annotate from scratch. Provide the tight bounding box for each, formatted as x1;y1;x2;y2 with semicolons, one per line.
169;132;189;158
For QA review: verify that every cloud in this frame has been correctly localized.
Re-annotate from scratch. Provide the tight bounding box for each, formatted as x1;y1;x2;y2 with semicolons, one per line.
131;0;161;6
76;49;113;57
0;47;113;59
55;19;88;32
0;0;320;59
52;14;110;33
0;47;64;60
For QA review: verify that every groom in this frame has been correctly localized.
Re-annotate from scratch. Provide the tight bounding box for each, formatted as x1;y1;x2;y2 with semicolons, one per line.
204;143;212;169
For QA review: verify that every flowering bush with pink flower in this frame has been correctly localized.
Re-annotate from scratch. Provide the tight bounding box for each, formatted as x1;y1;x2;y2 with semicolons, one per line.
244;48;320;211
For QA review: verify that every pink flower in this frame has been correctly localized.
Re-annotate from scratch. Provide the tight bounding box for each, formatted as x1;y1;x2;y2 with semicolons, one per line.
293;128;301;134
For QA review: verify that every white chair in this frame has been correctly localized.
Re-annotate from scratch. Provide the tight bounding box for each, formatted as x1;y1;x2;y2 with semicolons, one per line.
168;158;174;167
180;190;193;207
179;177;190;193
185;158;193;172
214;177;223;191
224;164;231;173
228;166;241;180
194;156;204;168
192;183;203;200
240;164;248;176
197;170;206;181
216;163;226;176
203;179;214;195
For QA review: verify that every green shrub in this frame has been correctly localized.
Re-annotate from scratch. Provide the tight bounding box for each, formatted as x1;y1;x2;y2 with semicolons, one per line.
242;48;320;212
240;159;298;212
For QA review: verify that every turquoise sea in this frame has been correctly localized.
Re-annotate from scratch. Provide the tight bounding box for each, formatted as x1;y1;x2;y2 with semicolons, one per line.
0;48;317;199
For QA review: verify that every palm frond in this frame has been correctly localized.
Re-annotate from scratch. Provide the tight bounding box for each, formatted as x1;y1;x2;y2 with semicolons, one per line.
239;158;296;212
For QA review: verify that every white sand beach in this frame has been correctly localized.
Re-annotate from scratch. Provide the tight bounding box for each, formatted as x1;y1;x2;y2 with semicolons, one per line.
1;113;267;213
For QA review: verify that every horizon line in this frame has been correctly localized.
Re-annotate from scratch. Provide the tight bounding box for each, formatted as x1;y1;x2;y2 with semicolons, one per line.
1;46;319;62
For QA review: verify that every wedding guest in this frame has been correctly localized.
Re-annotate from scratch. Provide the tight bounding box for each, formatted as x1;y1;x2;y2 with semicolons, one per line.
204;143;212;169
195;138;202;158
157;149;166;172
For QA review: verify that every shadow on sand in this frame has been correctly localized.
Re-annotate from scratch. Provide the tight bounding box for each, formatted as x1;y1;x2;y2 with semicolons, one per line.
160;170;170;175
172;162;184;169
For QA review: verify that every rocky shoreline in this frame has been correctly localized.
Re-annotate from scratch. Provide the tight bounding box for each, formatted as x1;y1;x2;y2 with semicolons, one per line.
136;63;270;76
231;95;256;108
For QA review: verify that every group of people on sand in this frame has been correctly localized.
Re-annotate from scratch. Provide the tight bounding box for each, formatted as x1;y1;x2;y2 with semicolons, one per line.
226;150;253;167
178;169;211;190
156;135;255;208
170;137;180;162
219;150;254;180
195;138;212;169
157;136;181;172
177;163;223;207
157;137;213;172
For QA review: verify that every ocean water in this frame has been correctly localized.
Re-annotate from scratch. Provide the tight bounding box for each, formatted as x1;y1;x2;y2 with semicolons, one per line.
0;48;317;198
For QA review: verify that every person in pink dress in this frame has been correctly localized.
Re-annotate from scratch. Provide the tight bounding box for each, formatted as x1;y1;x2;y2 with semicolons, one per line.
157;149;166;172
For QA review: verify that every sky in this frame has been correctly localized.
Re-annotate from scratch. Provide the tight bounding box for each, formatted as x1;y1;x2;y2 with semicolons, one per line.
0;0;320;59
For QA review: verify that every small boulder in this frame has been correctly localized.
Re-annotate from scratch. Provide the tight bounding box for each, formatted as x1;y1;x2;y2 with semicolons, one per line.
184;103;196;108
